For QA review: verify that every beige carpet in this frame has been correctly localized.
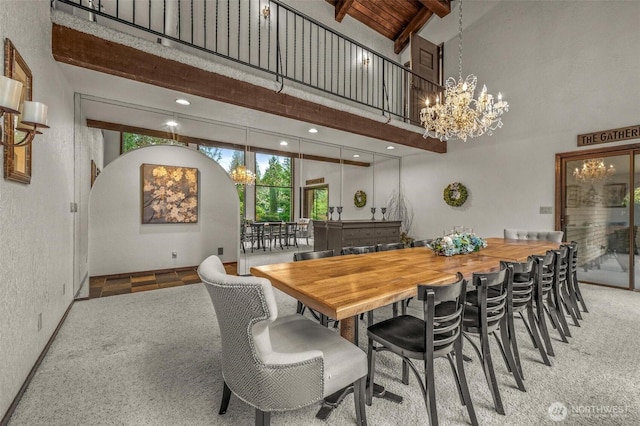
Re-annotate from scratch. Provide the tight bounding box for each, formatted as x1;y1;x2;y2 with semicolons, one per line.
7;282;640;425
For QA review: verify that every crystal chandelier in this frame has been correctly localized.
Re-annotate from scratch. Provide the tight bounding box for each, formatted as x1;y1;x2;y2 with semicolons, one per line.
229;165;256;185
420;0;508;142
572;158;616;183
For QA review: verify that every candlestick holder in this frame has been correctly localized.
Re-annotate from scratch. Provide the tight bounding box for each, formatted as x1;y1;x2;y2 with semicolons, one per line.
337;206;343;221
381;207;387;221
370;207;376;220
329;206;335;221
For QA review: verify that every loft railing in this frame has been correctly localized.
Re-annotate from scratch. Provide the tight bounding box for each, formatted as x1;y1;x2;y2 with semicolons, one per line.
55;0;442;125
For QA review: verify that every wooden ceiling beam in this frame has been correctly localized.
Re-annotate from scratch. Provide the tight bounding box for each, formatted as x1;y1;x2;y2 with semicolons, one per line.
419;0;451;19
86;119;371;167
394;8;434;54
53;24;445;153
335;0;355;22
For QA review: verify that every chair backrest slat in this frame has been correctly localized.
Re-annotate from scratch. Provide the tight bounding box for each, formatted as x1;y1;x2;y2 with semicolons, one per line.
418;272;467;356
376;242;405;251
500;258;534;310
293;249;334;262
411;239;433;248
341;245;376;255
471;267;511;324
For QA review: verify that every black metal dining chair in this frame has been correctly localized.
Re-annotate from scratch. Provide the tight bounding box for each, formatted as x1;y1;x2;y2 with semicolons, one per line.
568;241;588;313
411;239;433;248
552;246;576;335
376;242;405;251
532;251;567;357
366;273;478;426
293;250;337;328
462;266;524;415
500;257;552;374
341;245;377;255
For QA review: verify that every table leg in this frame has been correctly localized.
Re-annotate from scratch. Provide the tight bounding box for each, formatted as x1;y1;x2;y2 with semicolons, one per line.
339;316;356;342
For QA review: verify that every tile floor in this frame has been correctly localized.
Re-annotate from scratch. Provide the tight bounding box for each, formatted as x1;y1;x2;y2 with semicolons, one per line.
89;263;238;298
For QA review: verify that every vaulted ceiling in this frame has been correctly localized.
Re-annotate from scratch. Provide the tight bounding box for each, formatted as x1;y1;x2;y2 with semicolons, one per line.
326;0;451;53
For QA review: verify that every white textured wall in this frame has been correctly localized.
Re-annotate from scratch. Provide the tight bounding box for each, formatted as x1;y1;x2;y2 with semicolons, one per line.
103;129;120;166
89;145;239;276
73;109;104;298
0;0;76;417
403;1;640;241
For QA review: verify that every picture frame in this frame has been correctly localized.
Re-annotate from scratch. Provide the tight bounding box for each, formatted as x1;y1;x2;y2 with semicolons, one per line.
3;39;33;184
141;163;199;223
604;183;628;208
566;185;581;208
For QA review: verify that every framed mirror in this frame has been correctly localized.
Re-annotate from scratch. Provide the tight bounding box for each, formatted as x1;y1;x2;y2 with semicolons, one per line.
4;38;32;183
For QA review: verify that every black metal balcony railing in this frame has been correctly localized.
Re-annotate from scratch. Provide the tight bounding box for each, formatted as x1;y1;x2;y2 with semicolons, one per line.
56;0;441;125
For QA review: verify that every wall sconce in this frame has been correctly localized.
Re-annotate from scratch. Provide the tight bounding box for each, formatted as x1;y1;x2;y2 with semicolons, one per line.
362;56;370;67
0;74;48;147
261;5;270;20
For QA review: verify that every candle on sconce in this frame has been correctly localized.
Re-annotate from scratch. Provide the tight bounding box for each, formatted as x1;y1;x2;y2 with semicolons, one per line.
0;75;23;113
21;101;48;127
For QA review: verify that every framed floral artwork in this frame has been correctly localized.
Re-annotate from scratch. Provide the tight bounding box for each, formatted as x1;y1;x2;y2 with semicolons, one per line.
141;163;198;223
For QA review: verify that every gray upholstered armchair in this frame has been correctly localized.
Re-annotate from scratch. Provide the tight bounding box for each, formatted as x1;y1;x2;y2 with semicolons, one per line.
504;229;564;242
197;255;367;426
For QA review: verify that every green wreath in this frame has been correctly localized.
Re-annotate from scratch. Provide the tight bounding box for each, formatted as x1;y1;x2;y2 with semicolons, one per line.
443;182;468;207
354;190;367;208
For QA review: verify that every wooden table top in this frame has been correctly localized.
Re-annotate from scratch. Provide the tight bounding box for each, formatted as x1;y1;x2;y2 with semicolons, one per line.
250;237;559;321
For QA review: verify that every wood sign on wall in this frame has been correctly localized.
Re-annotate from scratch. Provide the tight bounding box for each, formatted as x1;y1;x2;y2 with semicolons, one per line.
578;124;640;146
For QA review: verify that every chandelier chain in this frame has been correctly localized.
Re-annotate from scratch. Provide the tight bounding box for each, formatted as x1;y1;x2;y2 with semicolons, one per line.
458;0;463;80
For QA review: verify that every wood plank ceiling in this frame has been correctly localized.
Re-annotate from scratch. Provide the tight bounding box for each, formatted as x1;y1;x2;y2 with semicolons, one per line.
327;0;451;53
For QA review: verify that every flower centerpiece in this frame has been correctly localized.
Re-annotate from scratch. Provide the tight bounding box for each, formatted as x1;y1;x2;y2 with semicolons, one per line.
429;231;487;256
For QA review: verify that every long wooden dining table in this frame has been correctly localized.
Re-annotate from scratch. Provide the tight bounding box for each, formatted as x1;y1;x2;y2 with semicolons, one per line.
250;237;560;343
250;237;560;419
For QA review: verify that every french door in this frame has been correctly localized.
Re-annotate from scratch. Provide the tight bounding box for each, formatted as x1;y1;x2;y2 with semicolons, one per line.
558;144;640;290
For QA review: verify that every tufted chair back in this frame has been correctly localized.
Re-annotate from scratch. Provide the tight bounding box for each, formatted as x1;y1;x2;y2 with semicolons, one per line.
504;229;564;242
198;255;324;411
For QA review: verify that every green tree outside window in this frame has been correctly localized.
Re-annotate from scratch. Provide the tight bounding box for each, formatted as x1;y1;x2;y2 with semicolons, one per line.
255;154;292;222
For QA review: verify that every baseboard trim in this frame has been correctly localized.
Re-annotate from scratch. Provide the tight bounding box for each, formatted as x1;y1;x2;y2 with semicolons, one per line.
74;271;89;299
1;300;75;426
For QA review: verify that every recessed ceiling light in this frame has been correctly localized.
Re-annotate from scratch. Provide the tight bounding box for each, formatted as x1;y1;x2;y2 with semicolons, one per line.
280;141;288;146
166;120;178;127
175;99;190;106
353;154;360;158
386;146;395;150
308;128;318;133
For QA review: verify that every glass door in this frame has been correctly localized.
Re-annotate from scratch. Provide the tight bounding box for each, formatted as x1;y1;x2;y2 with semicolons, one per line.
564;154;631;288
634;153;640;290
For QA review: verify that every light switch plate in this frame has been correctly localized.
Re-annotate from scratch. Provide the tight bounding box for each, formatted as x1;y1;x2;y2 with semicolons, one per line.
539;206;553;214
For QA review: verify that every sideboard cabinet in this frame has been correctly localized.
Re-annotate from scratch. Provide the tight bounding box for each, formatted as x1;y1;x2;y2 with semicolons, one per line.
313;220;402;253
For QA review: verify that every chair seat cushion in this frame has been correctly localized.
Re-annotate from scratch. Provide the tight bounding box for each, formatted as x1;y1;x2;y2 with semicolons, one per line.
367;307;458;359
268;315;367;396
462;302;503;332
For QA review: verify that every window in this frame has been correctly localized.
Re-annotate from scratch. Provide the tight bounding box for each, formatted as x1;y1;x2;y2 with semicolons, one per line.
199;145;246;217
255;153;292;221
121;132;184;153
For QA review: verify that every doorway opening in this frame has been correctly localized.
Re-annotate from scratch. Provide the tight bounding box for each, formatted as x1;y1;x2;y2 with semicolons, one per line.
557;142;640;290
303;185;329;221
